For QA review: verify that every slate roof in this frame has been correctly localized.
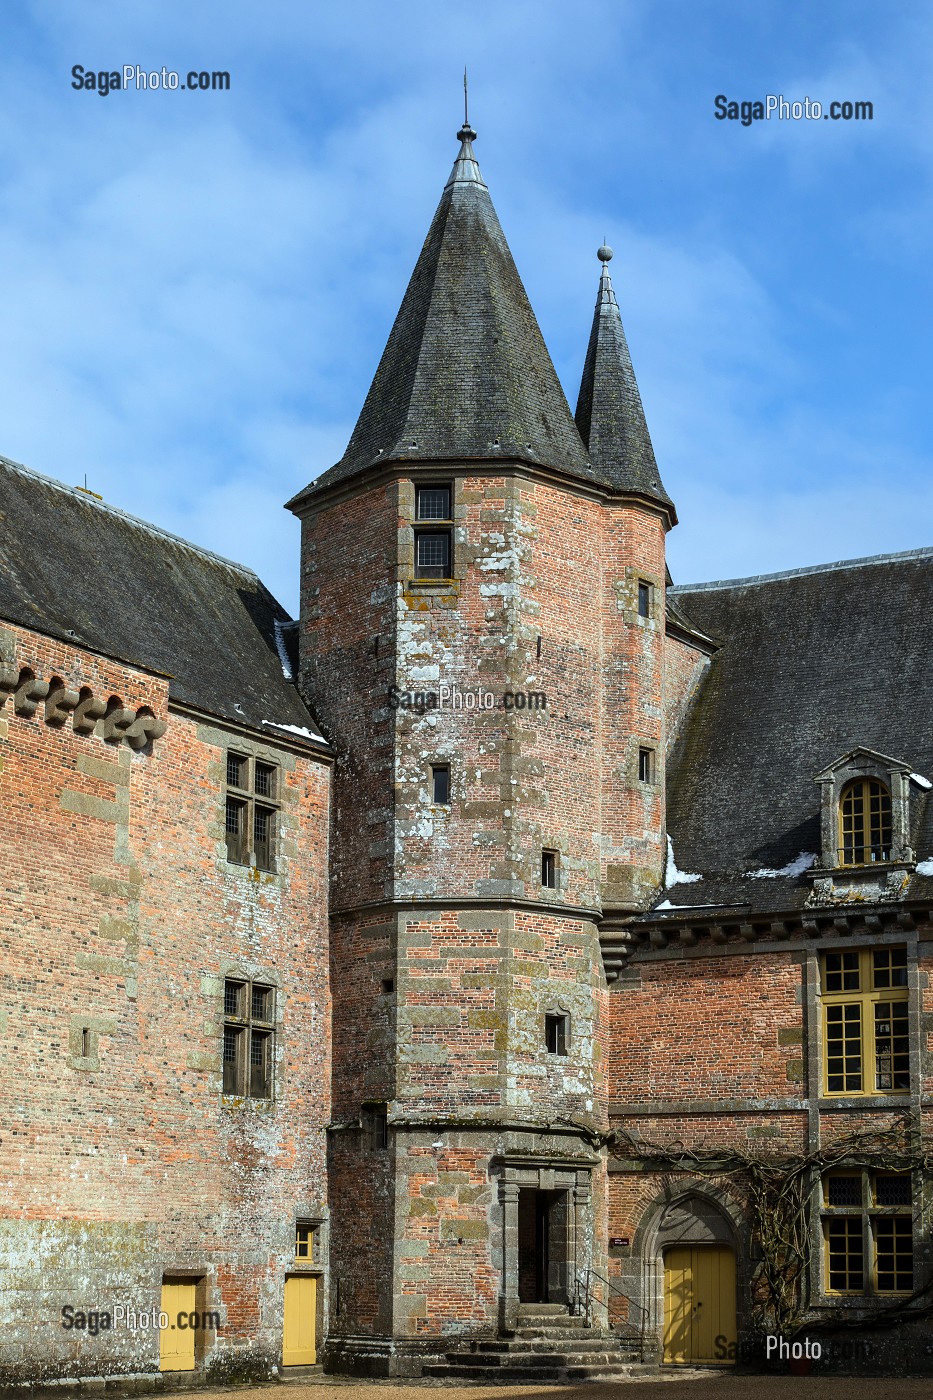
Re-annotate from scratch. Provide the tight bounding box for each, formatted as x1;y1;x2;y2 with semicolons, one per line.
289;125;608;509
662;548;933;913
0;455;325;742
575;256;675;519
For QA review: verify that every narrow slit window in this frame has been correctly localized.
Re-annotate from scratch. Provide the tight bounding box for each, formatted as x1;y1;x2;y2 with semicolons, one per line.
431;764;450;805
545;1013;569;1055
637;581;651;618
638;747;655;783
541;849;558;888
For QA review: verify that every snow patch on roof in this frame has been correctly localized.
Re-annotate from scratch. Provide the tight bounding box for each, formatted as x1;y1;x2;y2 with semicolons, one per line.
665;835;702;888
747;852;817;879
916;858;933;876
910;772;932;791
261;720;325;744
273;619;294;682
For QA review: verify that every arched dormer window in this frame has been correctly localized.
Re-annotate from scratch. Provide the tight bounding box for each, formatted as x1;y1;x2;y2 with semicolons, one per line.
815;748;917;871
838;777;892;866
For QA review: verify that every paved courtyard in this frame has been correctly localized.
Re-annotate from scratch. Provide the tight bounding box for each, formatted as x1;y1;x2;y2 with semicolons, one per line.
214;1376;933;1400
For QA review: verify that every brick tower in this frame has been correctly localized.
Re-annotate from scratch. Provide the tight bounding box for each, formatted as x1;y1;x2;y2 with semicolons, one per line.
287;121;676;1375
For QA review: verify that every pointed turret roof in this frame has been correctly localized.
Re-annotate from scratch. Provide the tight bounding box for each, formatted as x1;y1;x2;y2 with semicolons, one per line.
575;246;676;521
288;123;597;509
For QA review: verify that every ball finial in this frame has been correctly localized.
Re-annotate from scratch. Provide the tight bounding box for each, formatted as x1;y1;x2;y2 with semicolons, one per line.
597;243;613;263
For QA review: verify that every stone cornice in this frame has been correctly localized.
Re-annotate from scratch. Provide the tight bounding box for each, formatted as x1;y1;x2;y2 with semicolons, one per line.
287;456;676;529
600;900;933;981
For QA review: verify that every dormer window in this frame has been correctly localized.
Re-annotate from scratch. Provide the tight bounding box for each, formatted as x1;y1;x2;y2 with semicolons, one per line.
814;748;915;871
839;778;892;866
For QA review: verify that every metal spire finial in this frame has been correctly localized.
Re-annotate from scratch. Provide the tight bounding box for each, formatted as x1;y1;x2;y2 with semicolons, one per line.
457;67;476;143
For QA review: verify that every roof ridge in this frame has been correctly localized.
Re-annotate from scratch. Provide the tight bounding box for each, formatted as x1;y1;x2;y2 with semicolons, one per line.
0;452;261;580
671;545;933;595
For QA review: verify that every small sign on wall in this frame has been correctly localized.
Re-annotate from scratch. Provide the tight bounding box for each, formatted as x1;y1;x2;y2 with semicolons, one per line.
609;1236;630;1247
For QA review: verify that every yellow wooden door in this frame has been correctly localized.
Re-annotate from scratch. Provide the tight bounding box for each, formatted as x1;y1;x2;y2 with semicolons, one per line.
283;1275;317;1365
663;1246;736;1365
160;1280;197;1372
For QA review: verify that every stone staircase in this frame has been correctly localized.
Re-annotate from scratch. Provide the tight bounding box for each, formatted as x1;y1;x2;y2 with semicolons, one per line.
423;1303;648;1382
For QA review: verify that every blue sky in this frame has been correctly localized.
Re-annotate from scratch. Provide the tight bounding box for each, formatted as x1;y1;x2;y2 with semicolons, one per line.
1;1;931;611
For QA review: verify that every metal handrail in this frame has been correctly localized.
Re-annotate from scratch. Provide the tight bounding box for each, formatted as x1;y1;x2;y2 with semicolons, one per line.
575;1266;648;1352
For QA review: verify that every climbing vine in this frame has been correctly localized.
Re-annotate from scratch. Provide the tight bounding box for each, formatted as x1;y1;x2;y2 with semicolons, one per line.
608;1113;933;1337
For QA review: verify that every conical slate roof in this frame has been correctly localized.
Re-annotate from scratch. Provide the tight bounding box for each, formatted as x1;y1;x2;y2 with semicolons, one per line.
289;125;599;508
575;249;675;519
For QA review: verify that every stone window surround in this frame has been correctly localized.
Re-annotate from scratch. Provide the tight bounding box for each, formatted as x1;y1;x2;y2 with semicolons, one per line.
495;1156;595;1333
398;476;468;590
814;748;916;871
218;961;283;1106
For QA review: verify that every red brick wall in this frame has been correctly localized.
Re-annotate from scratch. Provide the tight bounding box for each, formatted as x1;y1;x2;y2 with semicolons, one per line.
0;621;331;1382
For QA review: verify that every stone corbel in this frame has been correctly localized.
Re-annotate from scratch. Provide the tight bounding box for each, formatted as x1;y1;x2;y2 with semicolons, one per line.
101;706;137;743
14;673;50;717
73;692;107;735
45;684;81;726
0;666;19;707
125;713;168;750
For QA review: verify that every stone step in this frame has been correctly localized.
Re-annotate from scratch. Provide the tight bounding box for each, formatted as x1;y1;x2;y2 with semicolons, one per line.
474;1338;612;1354
424;1362;646;1383
517;1303;569;1315
513;1319;590;1333
452;1349;624;1368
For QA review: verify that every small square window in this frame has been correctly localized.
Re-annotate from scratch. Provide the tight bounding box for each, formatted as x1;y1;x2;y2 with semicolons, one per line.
295;1223;315;1260
415;530;451;579
822;950;861;994
227;752;247;789
637;582;651;618
431;764;450;805
224;979;245;1017
545;1013;569;1055
541;849;558;889
416;485;452;521
251;985;273;1022
826;1173;862;1207
872;948;908;989
255;762;276;799
875;1174;912;1207
638;747;655;784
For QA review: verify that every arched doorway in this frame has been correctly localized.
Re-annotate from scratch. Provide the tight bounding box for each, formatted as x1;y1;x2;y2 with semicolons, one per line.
624;1187;742;1367
663;1242;736;1365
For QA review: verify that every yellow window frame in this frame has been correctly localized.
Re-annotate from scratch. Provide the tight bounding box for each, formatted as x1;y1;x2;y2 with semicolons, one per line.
822;1171;913;1298
820;948;908;1097
837;777;892;866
